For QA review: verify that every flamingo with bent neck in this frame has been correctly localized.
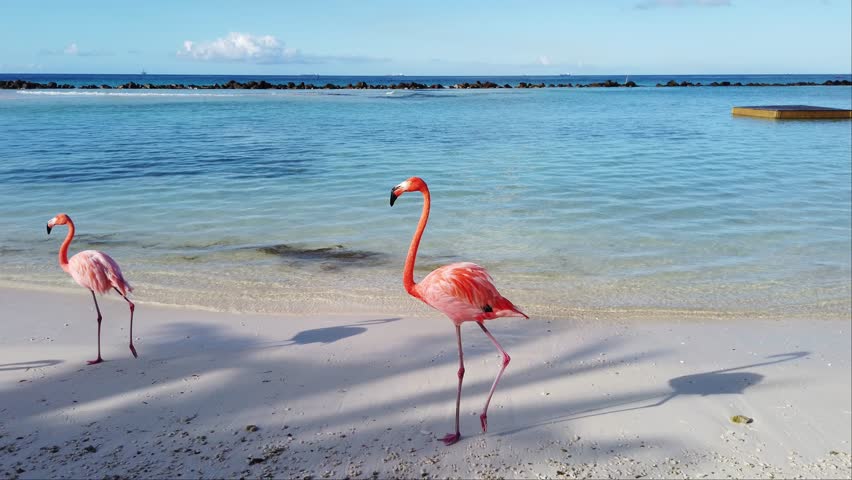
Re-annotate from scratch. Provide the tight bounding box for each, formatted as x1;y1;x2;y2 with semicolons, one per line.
46;213;137;364
390;176;528;445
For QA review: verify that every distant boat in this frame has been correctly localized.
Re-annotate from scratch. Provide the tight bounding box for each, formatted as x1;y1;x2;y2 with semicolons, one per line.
559;73;571;77
141;69;147;75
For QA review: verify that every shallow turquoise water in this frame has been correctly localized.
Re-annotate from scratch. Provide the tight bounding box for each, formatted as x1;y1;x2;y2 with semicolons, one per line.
1;83;849;318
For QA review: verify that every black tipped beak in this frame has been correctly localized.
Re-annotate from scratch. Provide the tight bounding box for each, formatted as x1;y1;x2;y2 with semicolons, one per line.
390;188;399;206
46;224;52;234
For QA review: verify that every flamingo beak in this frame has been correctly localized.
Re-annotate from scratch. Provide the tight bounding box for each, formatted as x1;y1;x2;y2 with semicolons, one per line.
390;187;400;206
46;224;52;235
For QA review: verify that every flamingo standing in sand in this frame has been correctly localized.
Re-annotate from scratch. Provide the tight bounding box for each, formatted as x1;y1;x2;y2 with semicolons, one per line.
389;177;528;445
46;213;137;364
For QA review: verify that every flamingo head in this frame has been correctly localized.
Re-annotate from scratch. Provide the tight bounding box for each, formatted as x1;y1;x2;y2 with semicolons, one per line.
46;213;71;234
390;177;427;206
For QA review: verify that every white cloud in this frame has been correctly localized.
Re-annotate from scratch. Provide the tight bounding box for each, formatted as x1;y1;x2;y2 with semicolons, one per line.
636;0;731;9
178;32;389;65
64;43;79;55
538;55;552;66
178;32;303;63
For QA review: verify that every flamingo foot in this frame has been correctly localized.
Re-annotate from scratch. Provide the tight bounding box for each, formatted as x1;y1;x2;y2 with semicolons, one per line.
440;433;461;446
480;413;488;433
87;357;104;365
129;344;138;359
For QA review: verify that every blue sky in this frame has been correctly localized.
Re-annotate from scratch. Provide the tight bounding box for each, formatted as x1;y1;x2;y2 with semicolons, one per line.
1;0;850;75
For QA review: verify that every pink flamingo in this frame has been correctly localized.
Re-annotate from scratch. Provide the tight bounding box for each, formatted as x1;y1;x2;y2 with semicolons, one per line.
46;213;137;364
390;177;528;445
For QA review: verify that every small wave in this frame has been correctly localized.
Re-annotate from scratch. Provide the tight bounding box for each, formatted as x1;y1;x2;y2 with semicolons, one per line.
380;91;455;100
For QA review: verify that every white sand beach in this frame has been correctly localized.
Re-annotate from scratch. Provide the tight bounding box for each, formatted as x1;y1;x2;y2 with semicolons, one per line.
1;286;850;479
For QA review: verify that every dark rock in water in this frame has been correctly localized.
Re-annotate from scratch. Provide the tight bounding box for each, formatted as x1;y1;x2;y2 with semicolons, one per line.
585;79;621;88
1;77;849;91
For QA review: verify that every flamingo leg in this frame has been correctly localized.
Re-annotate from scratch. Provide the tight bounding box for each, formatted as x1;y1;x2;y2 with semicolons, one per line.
441;325;464;445
477;321;510;433
88;291;104;365
114;287;137;358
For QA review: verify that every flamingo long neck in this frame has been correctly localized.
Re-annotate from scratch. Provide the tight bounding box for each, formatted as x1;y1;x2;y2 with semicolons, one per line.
404;186;430;297
58;220;74;273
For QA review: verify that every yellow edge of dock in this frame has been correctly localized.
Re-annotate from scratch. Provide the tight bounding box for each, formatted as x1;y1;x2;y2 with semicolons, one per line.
732;106;852;119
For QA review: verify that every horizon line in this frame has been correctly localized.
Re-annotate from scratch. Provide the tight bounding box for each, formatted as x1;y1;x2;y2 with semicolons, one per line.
1;71;850;77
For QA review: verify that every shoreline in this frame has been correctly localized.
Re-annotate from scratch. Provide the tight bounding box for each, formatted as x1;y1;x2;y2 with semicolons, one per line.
1;281;848;324
1;287;849;478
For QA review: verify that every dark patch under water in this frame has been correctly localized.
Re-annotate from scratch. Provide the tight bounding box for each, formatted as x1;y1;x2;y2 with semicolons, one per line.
75;233;133;248
256;243;387;270
72;233;161;250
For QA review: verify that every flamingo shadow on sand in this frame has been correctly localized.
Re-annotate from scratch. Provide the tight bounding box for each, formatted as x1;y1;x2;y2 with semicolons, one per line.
0;359;63;372
622;351;807;409
144;318;402;363
285;318;402;346
499;351;810;436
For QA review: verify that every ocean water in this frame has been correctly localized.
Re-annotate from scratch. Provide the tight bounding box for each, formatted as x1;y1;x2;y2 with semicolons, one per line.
0;75;850;319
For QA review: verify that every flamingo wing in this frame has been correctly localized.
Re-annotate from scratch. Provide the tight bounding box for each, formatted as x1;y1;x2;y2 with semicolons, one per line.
68;250;133;295
416;262;527;323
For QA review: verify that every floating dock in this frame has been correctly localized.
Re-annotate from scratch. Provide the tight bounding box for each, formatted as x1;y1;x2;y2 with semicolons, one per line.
732;105;852;119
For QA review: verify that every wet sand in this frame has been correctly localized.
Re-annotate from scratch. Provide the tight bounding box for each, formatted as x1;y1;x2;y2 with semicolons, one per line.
0;287;850;479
